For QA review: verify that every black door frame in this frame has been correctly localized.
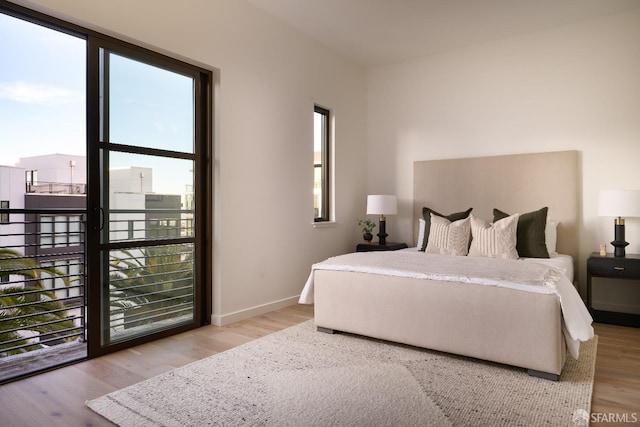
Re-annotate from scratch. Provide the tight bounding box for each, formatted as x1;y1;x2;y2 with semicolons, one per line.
0;0;213;361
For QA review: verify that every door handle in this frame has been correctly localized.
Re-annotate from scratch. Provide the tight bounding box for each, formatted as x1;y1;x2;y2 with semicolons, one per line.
93;207;104;231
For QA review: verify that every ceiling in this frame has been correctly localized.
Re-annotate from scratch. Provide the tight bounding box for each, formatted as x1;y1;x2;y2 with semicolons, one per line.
248;0;640;67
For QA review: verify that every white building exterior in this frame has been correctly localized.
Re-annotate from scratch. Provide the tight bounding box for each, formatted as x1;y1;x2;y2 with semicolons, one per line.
0;165;26;254
16;154;86;195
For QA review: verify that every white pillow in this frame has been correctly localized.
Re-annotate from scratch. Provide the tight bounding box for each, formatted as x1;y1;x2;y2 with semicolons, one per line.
546;219;559;255
417;218;426;251
426;214;471;256
468;214;519;259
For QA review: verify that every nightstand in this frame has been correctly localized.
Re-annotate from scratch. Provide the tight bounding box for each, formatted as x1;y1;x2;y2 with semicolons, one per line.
356;242;408;252
587;252;640;327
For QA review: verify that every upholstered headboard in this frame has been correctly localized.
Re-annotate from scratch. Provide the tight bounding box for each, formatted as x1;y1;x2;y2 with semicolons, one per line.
413;150;579;269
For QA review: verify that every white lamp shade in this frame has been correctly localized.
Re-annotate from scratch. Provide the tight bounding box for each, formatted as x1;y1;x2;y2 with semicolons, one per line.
598;190;640;217
366;195;397;215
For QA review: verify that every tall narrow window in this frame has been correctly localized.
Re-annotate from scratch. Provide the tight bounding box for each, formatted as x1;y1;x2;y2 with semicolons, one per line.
314;106;330;222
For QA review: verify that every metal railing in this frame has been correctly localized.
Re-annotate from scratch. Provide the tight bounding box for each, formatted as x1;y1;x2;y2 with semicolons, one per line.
0;208;86;363
0;207;196;381
26;181;86;195
106;241;195;344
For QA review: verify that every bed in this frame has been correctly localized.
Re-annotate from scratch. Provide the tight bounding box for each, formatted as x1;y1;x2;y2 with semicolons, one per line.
299;151;594;380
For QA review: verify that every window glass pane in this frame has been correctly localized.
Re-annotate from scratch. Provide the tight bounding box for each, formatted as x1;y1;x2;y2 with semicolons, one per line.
68;215;81;245
314;106;330;221
108;52;194;153
314;165;323;217
41;216;53;248
0;13;85;164
314;112;323;219
107;152;194;243
107;243;194;343
54;215;67;246
69;215;80;232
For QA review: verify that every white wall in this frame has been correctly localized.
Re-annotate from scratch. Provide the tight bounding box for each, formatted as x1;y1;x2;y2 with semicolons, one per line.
13;0;367;323
367;10;640;295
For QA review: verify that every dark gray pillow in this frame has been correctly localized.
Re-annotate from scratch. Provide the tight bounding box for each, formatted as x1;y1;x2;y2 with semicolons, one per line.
420;207;473;251
493;207;549;258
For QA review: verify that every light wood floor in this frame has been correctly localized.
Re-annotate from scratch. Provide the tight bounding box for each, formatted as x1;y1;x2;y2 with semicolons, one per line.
1;304;638;427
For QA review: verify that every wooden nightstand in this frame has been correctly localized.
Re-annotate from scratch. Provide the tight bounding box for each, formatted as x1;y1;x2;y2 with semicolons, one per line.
356;242;408;252
587;252;640;327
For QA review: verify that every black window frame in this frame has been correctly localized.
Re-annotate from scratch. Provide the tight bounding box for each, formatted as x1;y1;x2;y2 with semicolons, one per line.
314;105;331;222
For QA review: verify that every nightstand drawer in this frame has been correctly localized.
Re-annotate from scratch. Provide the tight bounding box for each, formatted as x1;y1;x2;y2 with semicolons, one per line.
588;257;640;278
591;277;640;315
587;252;640;327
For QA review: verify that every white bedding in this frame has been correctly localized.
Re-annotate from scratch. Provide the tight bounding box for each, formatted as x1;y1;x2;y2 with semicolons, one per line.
299;251;593;359
522;254;574;283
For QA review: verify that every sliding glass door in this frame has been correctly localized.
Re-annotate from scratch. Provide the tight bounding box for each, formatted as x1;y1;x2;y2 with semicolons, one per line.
0;7;87;383
1;2;212;376
87;41;211;355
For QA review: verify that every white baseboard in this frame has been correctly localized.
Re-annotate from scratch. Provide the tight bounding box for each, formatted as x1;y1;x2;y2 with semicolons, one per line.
211;295;301;326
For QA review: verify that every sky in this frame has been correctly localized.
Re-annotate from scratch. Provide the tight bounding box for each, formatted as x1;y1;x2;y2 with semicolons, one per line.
0;12;194;196
0;13;86;163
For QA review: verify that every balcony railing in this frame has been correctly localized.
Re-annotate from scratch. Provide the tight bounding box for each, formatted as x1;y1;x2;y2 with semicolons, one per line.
26;181;86;195
0;208;86;383
0;207;196;382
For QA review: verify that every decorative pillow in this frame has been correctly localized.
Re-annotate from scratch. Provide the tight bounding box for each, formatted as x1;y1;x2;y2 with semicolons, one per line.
468;214;519;259
420;207;473;251
417;218;426;250
493;207;549;258
546;219;559;255
425;214;471;256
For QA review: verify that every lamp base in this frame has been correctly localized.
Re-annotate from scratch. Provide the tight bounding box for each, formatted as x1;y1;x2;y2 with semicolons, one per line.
377;217;388;245
612;222;629;258
611;240;629;257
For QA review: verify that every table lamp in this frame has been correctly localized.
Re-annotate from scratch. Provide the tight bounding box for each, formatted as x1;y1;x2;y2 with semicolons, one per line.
366;195;397;245
598;189;640;257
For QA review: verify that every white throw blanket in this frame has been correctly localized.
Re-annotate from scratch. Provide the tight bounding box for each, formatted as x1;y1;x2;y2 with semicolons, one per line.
299;251;594;359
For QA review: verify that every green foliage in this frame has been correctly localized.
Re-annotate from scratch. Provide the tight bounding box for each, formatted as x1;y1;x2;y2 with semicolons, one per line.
109;245;194;329
358;219;376;233
0;249;75;356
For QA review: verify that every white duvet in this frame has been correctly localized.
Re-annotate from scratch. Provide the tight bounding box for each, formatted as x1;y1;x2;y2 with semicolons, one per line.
299;251;594;359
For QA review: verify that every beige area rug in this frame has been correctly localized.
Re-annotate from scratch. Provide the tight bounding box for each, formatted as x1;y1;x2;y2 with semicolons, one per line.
87;320;597;427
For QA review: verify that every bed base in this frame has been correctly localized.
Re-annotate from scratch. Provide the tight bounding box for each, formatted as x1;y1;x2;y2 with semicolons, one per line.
314;270;567;380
